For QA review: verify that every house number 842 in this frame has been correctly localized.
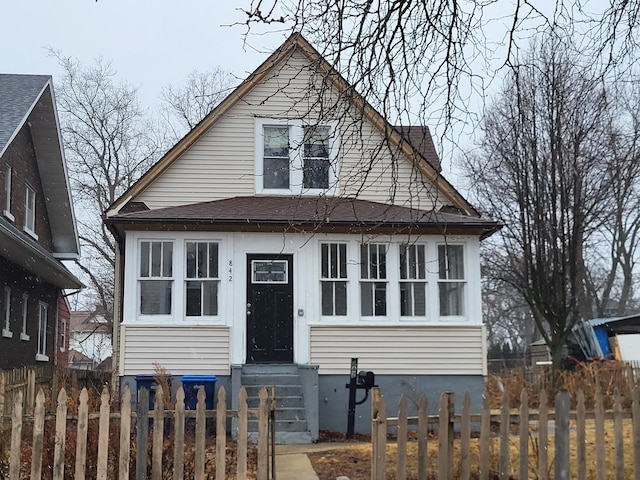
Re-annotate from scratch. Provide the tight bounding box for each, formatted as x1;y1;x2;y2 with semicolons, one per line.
228;260;233;282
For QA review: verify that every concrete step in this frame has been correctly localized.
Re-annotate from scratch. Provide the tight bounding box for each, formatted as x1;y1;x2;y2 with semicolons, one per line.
244;384;303;397
248;418;308;432
242;364;299;375
273;407;307;421
247;395;305;409
241;373;302;386
248;430;314;445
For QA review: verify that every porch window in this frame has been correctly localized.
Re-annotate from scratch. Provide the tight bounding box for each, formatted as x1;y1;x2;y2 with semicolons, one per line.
36;302;48;361
360;243;387;316
139;241;173;315
438;244;465;316
2;286;11;338
185;241;219;316
321;243;347;316
399;244;427;316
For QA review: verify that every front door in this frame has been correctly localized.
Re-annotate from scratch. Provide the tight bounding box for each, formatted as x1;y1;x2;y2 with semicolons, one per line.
246;254;294;363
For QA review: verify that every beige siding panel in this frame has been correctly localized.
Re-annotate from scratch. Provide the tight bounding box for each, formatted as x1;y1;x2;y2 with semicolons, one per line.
310;325;484;375
138;51;445;211
121;325;230;376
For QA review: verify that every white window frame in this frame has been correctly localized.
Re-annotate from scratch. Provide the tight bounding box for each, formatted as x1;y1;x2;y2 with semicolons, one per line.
437;244;466;317
3;163;13;221
138;240;174;317
185;241;220;318
399;243;428;318
254;118;339;195
20;293;29;340
36;301;48;361
360;243;388;317
2;286;12;338
24;184;38;239
320;242;348;317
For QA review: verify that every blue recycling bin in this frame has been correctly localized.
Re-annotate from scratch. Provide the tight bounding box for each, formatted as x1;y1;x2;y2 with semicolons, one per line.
136;374;173;430
181;374;218;410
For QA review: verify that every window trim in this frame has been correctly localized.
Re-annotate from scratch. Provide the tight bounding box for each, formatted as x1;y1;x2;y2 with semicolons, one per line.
2;286;12;338
36;301;48;361
24;184;38;239
60;318;67;352
3;163;14;221
254;118;339;196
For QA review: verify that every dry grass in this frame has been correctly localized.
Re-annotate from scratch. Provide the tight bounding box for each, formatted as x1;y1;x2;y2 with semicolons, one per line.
310;417;636;479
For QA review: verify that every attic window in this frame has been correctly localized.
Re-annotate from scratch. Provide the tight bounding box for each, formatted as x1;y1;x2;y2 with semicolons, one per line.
3;163;13;221
255;119;338;195
24;184;37;238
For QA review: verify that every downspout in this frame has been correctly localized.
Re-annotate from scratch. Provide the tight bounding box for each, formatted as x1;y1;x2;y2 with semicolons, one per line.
111;238;125;395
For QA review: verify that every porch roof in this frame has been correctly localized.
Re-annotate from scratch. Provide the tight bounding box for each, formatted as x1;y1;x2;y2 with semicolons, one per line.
106;196;500;239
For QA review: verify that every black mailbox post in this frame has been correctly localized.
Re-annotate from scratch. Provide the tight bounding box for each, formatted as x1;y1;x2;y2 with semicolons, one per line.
346;357;377;438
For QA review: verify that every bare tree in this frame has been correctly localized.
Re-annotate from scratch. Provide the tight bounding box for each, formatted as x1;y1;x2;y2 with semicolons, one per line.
238;0;640;143
159;68;237;141
51;52;163;325
466;35;617;370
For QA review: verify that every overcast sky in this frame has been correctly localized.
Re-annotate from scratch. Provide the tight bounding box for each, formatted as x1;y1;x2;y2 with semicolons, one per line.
1;1;285;107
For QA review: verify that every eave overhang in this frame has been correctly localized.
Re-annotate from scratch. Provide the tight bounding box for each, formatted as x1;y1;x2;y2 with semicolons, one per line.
0;218;83;289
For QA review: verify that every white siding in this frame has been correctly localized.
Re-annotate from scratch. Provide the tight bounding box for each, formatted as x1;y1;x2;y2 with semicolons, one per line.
138;51;442;212
120;325;230;376
310;325;486;375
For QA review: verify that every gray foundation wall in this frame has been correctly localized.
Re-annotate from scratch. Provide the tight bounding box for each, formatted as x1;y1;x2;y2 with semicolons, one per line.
122;372;485;436
318;374;485;433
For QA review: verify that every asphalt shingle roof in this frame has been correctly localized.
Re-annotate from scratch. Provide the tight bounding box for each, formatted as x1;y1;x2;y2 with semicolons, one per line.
0;74;50;154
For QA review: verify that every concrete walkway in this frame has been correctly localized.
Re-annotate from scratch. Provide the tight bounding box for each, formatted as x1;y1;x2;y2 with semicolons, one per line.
274;442;369;480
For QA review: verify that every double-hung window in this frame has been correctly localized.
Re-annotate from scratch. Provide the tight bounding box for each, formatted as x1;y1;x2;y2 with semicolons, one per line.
3;163;13;220
2;287;11;338
321;243;347;316
185;241;219;317
438;244;465;316
24;185;36;236
360;243;387;316
139;241;174;315
36;302;48;360
257;120;338;194
399;244;427;316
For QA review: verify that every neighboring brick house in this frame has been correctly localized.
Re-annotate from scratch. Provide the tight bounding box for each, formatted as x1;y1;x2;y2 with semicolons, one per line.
0;74;82;371
105;34;499;441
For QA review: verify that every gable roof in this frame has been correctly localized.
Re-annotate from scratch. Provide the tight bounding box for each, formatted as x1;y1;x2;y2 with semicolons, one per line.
106;33;478;218
0;74;80;258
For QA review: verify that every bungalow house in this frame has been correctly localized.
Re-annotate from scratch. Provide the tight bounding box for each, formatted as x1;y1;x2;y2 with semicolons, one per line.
0;74;82;372
105;34;499;442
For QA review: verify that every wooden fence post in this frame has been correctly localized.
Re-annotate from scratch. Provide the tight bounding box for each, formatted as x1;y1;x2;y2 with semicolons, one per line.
119;385;132;480
9;390;23;480
632;386;640;480
614;389;624;479
216;385;227;480
538;391;548;480
397;395;408;480
257;387;269;480
53;388;68;480
371;387;381;480
417;394;428;480
136;387;149;480
554;390;570;480
76;388;89;480
479;392;490;480
595;389;606;480
460;392;471;480
195;387;206;480
151;387;164;480
499;388;510;480
519;389;529;480
577;390;586;480
96;387;110;480
237;387;248;480
173;387;185;480
438;392;454;480
30;389;46;480
374;394;387;480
